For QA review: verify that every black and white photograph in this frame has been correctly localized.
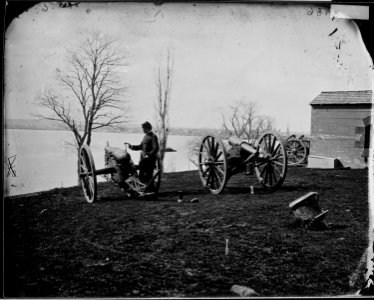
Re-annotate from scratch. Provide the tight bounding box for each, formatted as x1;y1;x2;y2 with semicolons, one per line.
3;1;374;297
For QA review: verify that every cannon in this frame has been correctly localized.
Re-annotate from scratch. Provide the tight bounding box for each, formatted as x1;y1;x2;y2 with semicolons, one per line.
78;143;161;203
198;131;287;194
284;134;310;166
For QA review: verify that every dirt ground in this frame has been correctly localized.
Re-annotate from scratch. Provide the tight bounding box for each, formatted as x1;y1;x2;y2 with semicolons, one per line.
3;167;370;297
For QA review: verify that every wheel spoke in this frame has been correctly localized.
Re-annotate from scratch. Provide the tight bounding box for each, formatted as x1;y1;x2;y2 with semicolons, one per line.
268;165;274;186
215;150;223;161
295;146;304;151
214;166;224;180
263;136;268;153
208;169;215;187
213;141;219;158
211;168;218;188
272;167;279;183
260;164;267;177
296;154;304;160
88;177;95;193
208;137;214;155
199;151;209;160
268;167;275;185
273;163;283;176
267;134;272;153
271;143;280;157
202;166;210;178
202;141;211;157
256;160;268;168
215;166;225;176
296;151;306;158
80;156;88;171
272;165;279;183
272;160;285;166
209;176;216;189
270;135;276;153
264;166;269;183
211;167;222;189
206;168;213;186
270;152;284;161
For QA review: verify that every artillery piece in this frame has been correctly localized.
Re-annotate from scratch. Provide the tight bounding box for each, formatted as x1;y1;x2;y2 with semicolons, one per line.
78;143;161;203
284;134;310;166
198;131;287;194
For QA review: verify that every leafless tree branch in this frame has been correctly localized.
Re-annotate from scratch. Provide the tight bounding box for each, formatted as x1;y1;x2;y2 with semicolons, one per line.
221;100;275;142
34;32;129;148
154;49;174;170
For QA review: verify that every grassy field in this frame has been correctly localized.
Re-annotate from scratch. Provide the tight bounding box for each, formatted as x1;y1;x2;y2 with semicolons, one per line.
3;167;370;297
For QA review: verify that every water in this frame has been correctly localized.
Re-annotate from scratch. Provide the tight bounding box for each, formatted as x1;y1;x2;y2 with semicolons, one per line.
4;129;200;197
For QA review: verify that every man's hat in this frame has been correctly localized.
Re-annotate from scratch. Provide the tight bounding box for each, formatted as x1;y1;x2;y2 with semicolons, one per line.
142;121;152;130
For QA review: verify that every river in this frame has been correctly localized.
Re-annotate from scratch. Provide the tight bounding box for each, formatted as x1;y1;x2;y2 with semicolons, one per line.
4;129;200;196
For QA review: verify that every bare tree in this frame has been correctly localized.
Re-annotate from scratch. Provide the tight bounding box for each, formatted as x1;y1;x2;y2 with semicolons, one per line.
221;100;275;142
154;49;174;170
35;32;129;148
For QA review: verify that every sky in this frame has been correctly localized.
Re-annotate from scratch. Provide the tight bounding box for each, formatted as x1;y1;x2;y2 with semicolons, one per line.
4;2;373;134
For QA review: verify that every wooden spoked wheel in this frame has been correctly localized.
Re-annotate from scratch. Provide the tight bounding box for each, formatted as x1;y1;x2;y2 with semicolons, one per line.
78;144;97;203
198;135;228;194
284;138;307;166
255;131;287;190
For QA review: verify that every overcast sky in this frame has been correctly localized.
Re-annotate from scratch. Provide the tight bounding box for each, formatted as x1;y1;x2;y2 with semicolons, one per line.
4;2;372;133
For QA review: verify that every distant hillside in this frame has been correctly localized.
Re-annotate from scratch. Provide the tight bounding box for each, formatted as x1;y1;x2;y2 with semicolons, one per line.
4;119;222;137
5;119;69;131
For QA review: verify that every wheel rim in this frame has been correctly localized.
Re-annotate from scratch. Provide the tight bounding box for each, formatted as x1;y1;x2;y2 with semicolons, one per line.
285;138;307;166
198;135;228;194
255;131;287;190
79;144;97;203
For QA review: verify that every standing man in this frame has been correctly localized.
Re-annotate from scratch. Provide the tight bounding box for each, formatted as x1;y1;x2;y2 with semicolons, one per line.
126;121;159;184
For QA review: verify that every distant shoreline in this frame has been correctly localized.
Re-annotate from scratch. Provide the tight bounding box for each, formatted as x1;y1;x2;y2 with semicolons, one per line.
5;126;220;137
4;118;310;137
4;119;222;137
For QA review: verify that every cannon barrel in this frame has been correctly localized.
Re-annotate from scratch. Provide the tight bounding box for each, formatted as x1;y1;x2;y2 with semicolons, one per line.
94;166;117;176
228;136;257;154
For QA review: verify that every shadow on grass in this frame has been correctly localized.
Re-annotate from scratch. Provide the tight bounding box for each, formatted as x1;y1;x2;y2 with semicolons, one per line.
287;220;349;231
157;188;206;198
157;184;321;198
98;194;168;203
326;223;349;230
224;184;312;195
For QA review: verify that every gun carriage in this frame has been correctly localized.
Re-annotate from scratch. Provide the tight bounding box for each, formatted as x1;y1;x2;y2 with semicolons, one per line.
198;131;288;194
78;144;161;203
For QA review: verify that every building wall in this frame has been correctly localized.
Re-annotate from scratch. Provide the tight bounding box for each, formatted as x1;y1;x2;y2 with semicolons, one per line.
310;104;372;168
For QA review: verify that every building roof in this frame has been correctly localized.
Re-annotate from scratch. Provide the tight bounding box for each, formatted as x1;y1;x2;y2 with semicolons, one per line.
310;90;373;105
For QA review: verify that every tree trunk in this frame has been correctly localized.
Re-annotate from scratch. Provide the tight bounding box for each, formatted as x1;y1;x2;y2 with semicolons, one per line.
159;127;168;172
77;147;80;186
